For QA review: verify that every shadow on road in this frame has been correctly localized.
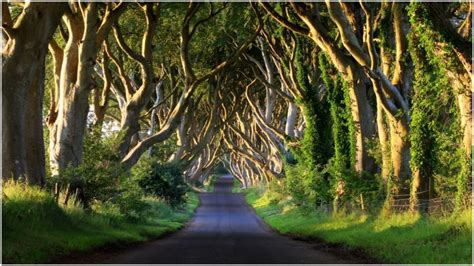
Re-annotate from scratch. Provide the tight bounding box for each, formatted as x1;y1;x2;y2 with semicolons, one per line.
96;175;353;264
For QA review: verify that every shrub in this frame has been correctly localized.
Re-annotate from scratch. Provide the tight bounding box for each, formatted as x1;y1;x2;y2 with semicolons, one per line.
283;161;331;208
283;163;309;204
48;130;125;206
133;157;189;207
103;180;150;222
46;130;151;222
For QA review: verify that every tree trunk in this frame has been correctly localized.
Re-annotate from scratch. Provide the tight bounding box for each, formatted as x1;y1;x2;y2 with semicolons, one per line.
2;3;66;181
46;41;63;173
265;87;276;123
118;107;142;155
376;98;391;184
55;88;91;171
285;101;298;137
259;36;276;124
171;115;188;161
347;71;376;173
53;3;125;173
455;89;472;208
24;56;47;185
148;81;163;155
458;92;472;158
50;12;83;174
389;117;411;198
305;18;376;174
115;4;158;156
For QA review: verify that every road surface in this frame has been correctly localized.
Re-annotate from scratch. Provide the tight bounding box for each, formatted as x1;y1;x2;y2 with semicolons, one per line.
104;175;350;264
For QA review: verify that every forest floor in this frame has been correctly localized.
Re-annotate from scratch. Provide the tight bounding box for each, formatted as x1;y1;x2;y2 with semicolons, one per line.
2;184;199;264
246;188;472;264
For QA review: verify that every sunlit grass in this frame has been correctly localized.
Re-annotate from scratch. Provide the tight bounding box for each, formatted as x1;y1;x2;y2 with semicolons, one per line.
2;181;199;263
231;178;245;193
246;188;472;264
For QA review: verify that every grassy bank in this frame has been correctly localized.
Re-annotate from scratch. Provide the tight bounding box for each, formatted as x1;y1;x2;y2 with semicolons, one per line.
2;182;199;263
246;188;472;264
232;178;244;193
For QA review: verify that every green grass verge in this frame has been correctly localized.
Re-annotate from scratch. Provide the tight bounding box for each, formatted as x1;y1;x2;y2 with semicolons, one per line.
2;183;199;264
246;188;472;264
232;178;244;193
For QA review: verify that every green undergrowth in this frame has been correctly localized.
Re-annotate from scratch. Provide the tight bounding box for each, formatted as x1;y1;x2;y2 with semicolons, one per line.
246;188;472;264
2;182;199;264
232;178;245;193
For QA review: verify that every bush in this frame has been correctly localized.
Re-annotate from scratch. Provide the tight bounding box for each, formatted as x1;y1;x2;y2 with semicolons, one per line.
133;157;189;207
46;131;151;222
283;162;331;208
283;163;309;204
48;130;125;206
102;181;150;222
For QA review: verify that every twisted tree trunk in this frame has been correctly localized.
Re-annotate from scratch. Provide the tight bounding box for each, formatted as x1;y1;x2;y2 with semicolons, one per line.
52;3;125;173
2;3;66;183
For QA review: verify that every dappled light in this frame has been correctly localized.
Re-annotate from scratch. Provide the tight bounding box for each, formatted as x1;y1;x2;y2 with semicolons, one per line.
2;1;472;264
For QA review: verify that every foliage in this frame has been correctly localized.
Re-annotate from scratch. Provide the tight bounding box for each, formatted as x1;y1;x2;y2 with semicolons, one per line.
407;2;466;203
133;156;189;207
232;177;245;193
98;181;150;222
48;130;125;206
282;162;322;207
148;134;180;163
318;52;367;210
284;41;365;209
320;54;353;172
46;131;152;221
212;162;229;175
287;38;333;205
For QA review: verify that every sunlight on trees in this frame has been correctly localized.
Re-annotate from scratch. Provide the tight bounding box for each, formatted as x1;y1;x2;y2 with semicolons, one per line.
2;0;471;238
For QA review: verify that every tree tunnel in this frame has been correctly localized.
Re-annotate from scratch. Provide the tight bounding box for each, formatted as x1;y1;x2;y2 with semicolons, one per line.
2;1;471;212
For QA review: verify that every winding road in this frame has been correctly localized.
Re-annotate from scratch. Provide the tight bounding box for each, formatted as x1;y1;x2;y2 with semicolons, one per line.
104;175;350;264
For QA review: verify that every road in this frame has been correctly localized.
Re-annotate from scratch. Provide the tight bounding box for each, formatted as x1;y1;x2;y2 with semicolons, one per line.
104;175;350;264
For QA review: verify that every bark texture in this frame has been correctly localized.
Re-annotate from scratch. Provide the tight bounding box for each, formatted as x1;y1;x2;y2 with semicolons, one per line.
51;3;125;174
2;3;66;183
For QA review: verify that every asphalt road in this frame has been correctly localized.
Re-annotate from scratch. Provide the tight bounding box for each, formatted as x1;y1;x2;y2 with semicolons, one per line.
105;175;350;264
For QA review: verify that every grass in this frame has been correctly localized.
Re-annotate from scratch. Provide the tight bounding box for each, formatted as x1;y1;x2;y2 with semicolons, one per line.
2;182;199;263
246;188;472;264
232;178;244;193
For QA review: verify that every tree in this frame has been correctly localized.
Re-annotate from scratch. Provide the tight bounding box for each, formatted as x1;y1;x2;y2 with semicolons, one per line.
49;2;125;174
2;2;67;184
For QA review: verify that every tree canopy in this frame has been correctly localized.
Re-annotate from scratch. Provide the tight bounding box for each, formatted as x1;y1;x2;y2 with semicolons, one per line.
2;1;472;213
